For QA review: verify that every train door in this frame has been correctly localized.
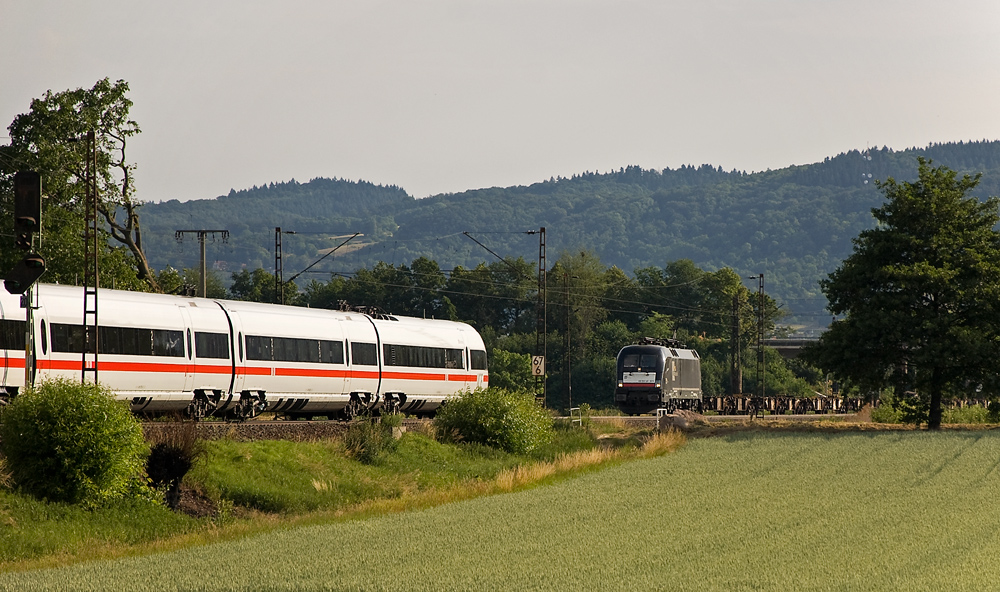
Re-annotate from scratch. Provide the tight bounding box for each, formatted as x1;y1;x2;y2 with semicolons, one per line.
342;315;380;401
32;301;48;386
177;306;196;393
226;310;246;396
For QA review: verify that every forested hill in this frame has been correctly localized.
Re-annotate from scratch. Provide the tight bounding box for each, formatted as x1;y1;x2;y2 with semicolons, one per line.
139;140;1000;329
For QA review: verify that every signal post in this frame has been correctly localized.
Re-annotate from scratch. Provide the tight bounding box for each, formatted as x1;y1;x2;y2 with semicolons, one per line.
6;171;46;386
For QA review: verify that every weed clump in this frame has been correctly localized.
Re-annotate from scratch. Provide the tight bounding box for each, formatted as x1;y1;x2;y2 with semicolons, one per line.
146;421;206;509
344;414;399;464
434;388;553;455
0;378;147;505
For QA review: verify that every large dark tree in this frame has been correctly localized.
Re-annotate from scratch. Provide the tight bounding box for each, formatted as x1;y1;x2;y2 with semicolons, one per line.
807;159;1000;429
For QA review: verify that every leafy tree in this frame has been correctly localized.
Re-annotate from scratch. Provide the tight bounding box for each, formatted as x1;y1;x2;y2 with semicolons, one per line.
230;268;276;303
0;78;156;290
806;159;1000;429
408;256;456;319
587;319;636;358
157;267;226;298
228;267;299;304
486;349;534;392
447;258;536;333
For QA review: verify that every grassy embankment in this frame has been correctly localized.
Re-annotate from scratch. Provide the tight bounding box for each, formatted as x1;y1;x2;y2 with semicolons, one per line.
0;418;680;572
4;429;1000;591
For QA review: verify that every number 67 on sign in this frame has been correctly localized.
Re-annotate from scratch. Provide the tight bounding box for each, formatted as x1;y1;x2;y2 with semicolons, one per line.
531;356;545;376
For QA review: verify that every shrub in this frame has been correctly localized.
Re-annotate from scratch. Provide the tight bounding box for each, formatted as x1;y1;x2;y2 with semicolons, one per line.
434;388;553;455
0;378;147;505
871;391;928;425
939;404;999;424
344;416;398;464
869;402;902;424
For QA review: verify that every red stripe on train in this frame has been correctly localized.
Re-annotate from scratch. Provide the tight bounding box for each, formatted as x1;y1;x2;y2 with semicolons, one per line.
382;371;447;381
22;358;487;384
447;374;479;382
40;359;192;373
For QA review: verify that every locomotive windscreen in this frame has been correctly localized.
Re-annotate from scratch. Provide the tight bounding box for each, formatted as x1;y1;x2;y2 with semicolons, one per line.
622;354;659;368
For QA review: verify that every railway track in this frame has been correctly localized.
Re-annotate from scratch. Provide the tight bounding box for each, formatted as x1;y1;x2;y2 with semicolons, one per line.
141;412;865;441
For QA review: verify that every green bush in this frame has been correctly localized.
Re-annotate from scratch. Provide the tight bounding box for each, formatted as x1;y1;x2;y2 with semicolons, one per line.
434;388;553;455
870;403;902;424
870;391;928;425
0;379;147;505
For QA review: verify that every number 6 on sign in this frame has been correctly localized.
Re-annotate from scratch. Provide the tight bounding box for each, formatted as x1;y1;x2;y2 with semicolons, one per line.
531;356;545;376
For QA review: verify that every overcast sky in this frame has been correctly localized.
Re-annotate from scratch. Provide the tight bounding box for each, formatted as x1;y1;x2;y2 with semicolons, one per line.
2;0;999;202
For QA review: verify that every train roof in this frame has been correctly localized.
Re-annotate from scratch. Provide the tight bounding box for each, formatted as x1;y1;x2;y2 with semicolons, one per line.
618;343;700;359
25;284;476;331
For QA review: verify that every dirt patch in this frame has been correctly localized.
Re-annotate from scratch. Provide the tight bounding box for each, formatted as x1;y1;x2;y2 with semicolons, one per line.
176;484;217;519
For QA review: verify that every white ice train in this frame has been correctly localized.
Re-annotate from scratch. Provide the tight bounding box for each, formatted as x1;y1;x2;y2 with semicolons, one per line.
0;284;489;419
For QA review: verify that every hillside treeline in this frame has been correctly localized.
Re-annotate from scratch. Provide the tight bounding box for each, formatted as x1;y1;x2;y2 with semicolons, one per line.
139;141;1000;329
199;254;818;410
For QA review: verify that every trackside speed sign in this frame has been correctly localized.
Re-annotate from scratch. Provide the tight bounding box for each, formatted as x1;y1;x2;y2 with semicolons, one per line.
531;356;545;376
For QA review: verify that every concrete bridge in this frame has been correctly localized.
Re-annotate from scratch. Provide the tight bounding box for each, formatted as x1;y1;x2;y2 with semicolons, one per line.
763;338;818;359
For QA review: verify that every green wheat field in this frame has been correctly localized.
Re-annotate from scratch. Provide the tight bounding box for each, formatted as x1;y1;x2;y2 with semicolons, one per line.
4;430;1000;591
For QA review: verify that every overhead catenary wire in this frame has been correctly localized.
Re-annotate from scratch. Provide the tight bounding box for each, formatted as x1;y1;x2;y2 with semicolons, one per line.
300;269;757;330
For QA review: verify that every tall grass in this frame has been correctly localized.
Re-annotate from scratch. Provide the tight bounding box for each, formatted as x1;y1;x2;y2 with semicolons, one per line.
0;423;678;571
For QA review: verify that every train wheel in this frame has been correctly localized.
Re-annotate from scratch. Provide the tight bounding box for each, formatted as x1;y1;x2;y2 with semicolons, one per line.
340;399;362;421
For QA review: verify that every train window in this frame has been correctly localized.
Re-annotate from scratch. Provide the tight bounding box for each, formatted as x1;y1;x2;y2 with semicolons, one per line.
245;335;345;364
351;342;378;366
152;330;185;357
50;323;84;353
271;337;302;362
238;333;243;361
383;344;465;369
50;324;183;357
40;320;47;355
245;335;272;361
622;354;640;367
344;340;350;365
0;319;26;351
187;329;192;360
320;341;345;364
195;332;230;359
470;350;487;370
